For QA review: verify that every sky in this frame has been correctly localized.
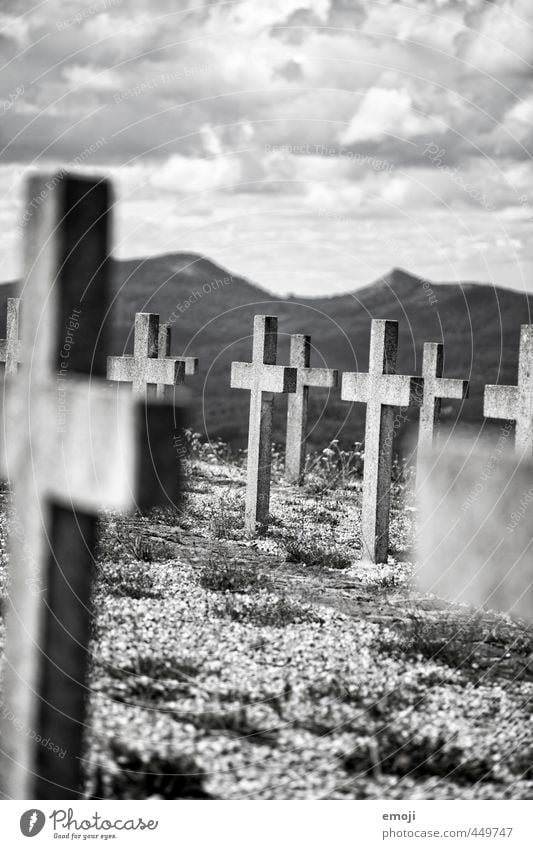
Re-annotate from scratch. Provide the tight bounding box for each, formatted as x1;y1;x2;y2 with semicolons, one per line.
0;0;532;296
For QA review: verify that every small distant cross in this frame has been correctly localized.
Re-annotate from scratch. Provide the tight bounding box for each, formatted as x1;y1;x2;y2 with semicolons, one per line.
285;334;338;484
157;321;198;400
0;298;21;377
231;315;297;534
107;312;185;398
484;324;533;455
341;319;424;563
0;174;184;800
417;342;469;465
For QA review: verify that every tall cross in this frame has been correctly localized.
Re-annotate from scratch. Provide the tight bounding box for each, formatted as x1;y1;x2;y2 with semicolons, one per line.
484;324;533;455
231;315;296;534
341;319;424;563
0;298;21;376
0;174;184;800
107;312;185;398
417;341;469;463
157;321;198;400
285;334;338;484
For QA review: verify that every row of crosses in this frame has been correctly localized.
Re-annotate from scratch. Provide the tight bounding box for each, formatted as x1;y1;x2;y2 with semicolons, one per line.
3;276;530;569
0;301;198;398
230;315;533;563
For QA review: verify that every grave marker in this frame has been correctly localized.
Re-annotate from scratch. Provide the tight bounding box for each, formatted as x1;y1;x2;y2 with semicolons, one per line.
0;174;185;800
157;321;198;400
285;334;338;484
107;312;185;398
341;319;424;563
484;324;533;456
0;298;21;376
231;316;297;534
417;341;469;471
417;438;533;620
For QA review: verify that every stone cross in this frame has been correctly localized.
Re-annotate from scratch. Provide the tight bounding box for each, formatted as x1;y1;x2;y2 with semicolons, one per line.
484;324;533;455
417;341;469;466
285;334;338;484
0;297;21;376
0;174;184;800
157;321;198;400
417;438;533;621
341;319;424;563
107;312;185;398
231;315;297;534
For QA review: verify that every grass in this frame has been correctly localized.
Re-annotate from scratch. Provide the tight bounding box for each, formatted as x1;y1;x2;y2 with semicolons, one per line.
97;562;162;600
199;556;271;593
284;539;351;570
212;592;324;627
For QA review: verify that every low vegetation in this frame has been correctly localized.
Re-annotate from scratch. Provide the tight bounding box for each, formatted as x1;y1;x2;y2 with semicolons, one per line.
1;433;532;800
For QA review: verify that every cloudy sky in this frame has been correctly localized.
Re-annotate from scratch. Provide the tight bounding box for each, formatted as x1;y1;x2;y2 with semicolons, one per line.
1;0;532;295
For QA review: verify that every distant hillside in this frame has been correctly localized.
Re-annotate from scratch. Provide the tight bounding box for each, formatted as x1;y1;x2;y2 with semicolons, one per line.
2;256;531;453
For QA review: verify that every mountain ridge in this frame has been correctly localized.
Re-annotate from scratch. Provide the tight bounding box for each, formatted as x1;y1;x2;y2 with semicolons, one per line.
1;253;531;449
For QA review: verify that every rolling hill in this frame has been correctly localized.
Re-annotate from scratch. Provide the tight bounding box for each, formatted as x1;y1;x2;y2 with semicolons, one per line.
2;255;531;453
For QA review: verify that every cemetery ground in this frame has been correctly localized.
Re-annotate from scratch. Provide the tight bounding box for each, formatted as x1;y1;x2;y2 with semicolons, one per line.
1;436;533;801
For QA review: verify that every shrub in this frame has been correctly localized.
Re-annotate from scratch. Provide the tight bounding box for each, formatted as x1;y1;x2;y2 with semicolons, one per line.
90;741;210;799
208;491;244;539
214;592;322;627
97;562;161;600
199;558;271;593
285;539;351;570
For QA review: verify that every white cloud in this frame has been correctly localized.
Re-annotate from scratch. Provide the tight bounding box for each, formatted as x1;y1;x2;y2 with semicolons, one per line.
339;86;443;144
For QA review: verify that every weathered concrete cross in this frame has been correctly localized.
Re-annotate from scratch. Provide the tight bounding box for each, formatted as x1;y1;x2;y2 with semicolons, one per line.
231;316;297;534
484;324;533;455
417;341;469;467
0;298;21;377
0;174;184;800
157;321;198;399
107;312;185;398
285;334;338;484
341;319;424;563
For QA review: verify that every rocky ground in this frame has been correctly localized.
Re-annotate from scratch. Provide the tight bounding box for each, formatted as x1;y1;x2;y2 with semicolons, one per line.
2;438;533;799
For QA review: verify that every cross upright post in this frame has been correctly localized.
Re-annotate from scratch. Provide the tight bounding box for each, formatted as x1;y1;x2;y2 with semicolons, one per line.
484;324;533;456
341;319;424;563
231;316;297;535
157;322;198;400
0;298;21;377
0;174;184;800
285;334;338;484
107;312;185;398
417;341;469;469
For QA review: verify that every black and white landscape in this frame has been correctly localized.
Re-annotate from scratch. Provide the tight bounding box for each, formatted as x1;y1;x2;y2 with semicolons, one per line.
0;0;532;805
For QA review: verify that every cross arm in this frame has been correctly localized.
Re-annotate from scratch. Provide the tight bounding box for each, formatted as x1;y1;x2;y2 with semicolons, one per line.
107;355;135;383
146;357;185;386
436;377;469;401
231;361;297;393
300;367;339;389
484;384;519;421
341;372;370;403
176;356;199;376
380;374;424;407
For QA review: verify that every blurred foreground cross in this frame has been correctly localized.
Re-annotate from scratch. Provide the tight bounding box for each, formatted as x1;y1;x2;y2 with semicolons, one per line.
417;438;533;621
0;174;185;800
231;315;296;535
341;319;424;563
